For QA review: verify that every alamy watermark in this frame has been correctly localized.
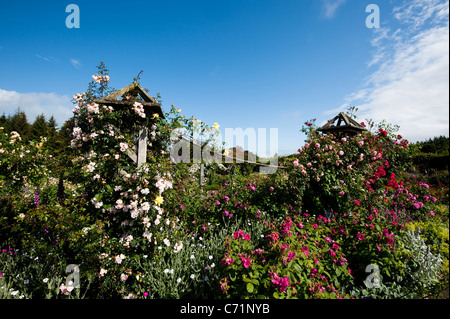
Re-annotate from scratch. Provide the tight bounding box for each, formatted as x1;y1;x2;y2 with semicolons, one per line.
365;4;380;29
364;263;381;288
65;4;80;29
169;127;279;174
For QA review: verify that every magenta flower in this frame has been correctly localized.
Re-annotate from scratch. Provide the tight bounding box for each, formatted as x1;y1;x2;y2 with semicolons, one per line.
243;233;251;241
287;251;296;262
354;200;361;206
413;202;424;209
357;232;364;241
270;272;290;292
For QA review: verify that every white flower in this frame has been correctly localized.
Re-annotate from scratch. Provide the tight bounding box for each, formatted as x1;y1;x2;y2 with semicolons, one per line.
43;278;49;283
173;241;183;253
190;254;195;259
86;102;99;114
177;278;182;283
163;238;170;247
130;209;139;219
190;274;195;279
115;254;125;264
141;202;150;211
143;230;152;241
140;188;150;195
115;199;124;209
119;142;129;152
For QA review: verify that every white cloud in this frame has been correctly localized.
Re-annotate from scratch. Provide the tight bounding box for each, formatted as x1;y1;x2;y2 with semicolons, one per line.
333;0;449;142
35;54;59;63
0;89;73;128
70;58;81;68
321;0;346;19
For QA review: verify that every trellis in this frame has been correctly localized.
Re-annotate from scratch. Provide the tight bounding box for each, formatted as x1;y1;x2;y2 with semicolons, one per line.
94;82;164;167
317;112;366;137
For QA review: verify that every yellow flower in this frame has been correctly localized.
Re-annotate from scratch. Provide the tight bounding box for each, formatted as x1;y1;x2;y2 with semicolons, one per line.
153;195;164;206
212;123;220;130
152;113;159;119
176;108;181;113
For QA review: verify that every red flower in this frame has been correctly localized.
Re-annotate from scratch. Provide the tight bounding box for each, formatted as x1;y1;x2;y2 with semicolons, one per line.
354;200;361;206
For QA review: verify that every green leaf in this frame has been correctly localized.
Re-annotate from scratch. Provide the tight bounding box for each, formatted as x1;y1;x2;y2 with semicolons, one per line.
273;291;280;299
246;282;254;293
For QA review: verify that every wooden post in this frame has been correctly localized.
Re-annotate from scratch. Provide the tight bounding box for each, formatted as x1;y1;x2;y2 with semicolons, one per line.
137;125;148;167
199;163;204;187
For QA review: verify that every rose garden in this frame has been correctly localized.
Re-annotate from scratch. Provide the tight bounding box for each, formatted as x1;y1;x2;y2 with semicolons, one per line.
0;64;448;299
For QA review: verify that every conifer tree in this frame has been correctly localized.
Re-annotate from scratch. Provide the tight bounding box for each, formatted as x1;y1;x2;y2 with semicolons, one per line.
10;108;30;142
30;113;48;142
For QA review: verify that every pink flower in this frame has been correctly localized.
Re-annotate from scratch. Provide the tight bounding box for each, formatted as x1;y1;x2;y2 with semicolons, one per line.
302;246;309;257
354;200;361;206
313;223;318;229
293;159;299;167
413;202;424;209
239;254;253;268
269;186;274;192
243;233;251;241
287;251;296;262
233;229;244;239
301;170;307;175
325;237;332;242
339;191;345;196
315;143;320;148
332;243;339;250
271;273;290;292
358;141;364;146
357;232;364;241
339;150;344;156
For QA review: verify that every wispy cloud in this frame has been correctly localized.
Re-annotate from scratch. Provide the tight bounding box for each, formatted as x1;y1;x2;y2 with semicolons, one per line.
321;0;346;19
331;0;449;142
70;58;81;68
0;89;72;127
35;54;59;63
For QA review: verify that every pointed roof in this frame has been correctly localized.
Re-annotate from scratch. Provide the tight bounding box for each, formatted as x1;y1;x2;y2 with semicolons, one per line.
317;112;366;135
95;82;164;118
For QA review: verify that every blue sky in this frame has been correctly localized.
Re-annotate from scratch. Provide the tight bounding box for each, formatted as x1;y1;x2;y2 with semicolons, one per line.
0;0;448;156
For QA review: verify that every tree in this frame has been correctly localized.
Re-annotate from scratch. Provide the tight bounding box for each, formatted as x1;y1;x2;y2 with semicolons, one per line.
10;108;30;142
0;113;11;133
30;113;48;142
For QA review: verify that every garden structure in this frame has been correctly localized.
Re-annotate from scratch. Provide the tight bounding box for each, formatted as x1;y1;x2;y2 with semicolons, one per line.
318;112;367;137
94;83;164;167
